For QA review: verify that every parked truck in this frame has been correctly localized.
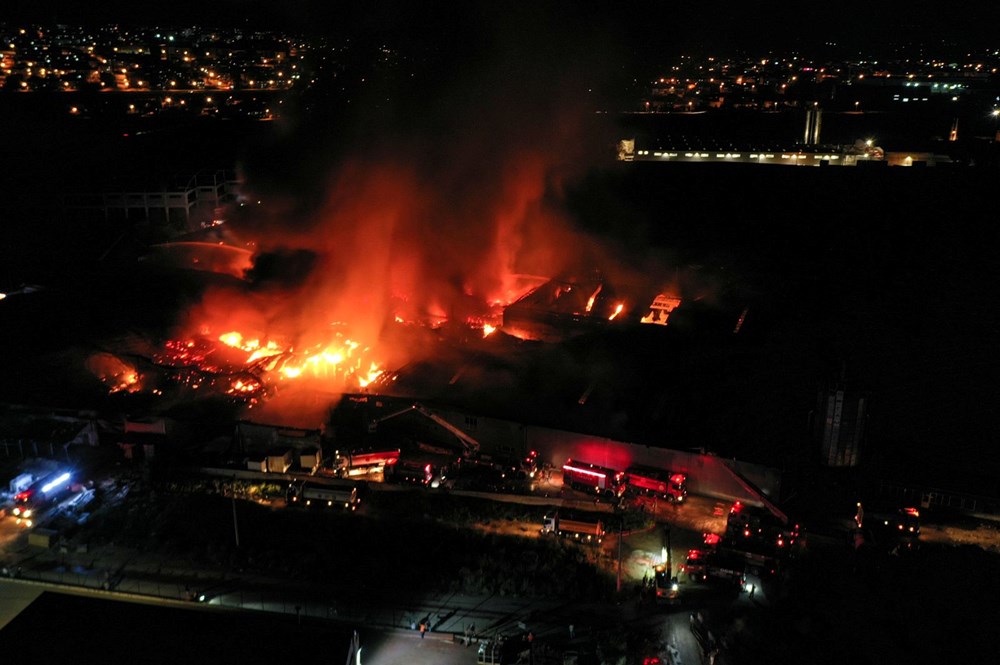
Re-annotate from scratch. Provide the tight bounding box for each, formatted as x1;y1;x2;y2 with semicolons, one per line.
332;448;401;476
653;563;680;604
286;479;360;510
541;510;605;544
625;465;688;503
383;455;448;486
861;504;920;537
704;549;747;587
726;500;800;554
562;459;626;499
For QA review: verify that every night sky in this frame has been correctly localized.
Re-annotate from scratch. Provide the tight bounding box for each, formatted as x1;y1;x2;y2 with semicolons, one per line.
5;1;1000;54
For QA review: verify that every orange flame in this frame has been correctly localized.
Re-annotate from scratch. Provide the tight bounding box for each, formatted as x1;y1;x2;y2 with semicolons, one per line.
585;283;603;313
608;302;624;321
212;329;381;390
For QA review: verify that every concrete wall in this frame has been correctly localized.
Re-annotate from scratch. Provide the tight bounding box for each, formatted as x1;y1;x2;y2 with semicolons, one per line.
426;405;782;506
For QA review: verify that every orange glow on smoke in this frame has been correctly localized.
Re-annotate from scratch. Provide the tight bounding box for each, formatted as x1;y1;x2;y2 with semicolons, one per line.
128;90;636;426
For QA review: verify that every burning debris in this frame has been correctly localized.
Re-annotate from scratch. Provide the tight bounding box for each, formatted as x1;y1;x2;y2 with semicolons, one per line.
86;353;141;394
150;327;389;403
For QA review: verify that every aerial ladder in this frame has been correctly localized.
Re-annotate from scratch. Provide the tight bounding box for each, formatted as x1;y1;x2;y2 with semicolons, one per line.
368;402;480;458
719;459;788;525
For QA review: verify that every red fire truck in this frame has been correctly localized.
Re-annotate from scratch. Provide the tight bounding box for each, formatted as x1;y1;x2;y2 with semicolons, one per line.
333;448;401;476
726;501;800;553
561;459;626;498
625;465;688;503
11;471;74;527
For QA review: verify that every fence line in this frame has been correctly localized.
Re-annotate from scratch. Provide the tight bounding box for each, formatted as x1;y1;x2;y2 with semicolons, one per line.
879;480;1000;518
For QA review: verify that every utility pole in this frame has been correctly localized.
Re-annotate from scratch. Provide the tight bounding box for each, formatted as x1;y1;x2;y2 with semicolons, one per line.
616;511;624;593
231;476;240;548
664;525;672;579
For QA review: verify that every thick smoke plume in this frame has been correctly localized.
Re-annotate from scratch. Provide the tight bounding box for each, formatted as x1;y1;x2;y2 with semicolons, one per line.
174;5;675;423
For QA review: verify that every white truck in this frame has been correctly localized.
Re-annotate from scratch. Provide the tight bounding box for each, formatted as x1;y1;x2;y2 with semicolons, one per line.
541;510;605;545
287;479;360;511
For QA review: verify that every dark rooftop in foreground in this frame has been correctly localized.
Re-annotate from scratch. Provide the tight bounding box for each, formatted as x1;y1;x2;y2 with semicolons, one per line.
0;588;353;663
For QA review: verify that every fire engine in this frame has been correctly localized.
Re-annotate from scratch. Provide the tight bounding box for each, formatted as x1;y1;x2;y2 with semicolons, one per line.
861;504;920;537
681;548;709;582
11;471;74;527
561;459;626;498
653;564;680;603
726;500;800;553
625;465;688;503
384;457;436;485
332;448;401;476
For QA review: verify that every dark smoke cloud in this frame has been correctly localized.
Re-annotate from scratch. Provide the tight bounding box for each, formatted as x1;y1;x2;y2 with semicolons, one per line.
245;248;319;290
176;2;688;426
224;2;633;315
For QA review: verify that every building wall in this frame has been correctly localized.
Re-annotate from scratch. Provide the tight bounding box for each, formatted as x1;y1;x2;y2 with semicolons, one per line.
423;402;783;505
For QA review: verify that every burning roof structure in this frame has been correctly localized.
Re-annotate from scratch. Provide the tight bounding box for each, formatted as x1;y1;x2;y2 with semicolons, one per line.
502;272;683;342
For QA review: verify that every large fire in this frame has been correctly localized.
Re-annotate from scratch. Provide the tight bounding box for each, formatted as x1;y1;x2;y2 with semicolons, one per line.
85;61;653;420
136;325;391;407
215;330;385;387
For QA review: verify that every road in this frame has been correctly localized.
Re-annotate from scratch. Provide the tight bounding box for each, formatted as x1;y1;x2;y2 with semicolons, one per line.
0;480;735;663
0;473;923;665
364;630;481;665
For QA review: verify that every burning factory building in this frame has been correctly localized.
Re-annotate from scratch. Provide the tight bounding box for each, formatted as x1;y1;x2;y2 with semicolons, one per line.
71;9;750;443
